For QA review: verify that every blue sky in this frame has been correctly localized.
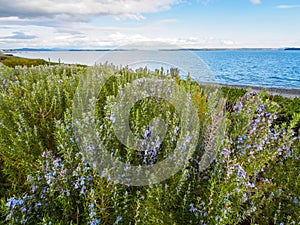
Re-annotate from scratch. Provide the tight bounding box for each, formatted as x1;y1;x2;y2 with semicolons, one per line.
0;0;299;48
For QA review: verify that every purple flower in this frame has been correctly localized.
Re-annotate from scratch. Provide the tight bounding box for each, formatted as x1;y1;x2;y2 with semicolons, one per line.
31;184;37;193
21;206;26;213
257;104;266;113
80;186;86;195
42;151;50;158
237;135;244;143
247;182;256;188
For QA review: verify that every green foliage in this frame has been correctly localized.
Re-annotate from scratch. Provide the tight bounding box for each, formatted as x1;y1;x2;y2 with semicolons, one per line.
221;86;247;111
264;94;300;132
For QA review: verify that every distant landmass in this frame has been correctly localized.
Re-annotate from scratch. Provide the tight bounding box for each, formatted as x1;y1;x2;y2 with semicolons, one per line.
284;48;300;51
2;47;300;52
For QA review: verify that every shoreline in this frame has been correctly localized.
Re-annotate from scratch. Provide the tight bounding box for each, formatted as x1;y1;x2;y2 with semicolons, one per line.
209;83;300;98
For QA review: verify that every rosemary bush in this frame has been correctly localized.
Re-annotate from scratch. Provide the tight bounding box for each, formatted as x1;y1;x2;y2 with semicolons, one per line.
0;64;299;224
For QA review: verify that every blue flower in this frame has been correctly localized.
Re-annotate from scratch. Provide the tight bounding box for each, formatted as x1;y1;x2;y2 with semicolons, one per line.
6;198;24;209
42;151;50;158
73;182;79;189
6;212;12;220
35;202;42;208
89;203;95;210
21;206;27;213
115;216;122;223
237;165;246;179
77;177;85;185
80;186;86;195
31;184;37;193
53;159;61;168
189;203;196;212
237;135;244;143
293;197;298;204
247;182;256;188
90;219;99;225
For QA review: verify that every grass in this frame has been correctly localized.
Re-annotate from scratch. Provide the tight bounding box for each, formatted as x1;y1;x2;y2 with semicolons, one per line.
0;53;87;68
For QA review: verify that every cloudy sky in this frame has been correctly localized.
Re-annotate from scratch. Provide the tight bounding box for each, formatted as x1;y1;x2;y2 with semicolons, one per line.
0;0;299;49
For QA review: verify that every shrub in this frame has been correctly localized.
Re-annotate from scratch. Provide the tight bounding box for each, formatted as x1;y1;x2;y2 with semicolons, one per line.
1;64;299;224
192;91;299;224
4;111;113;224
0;65;84;197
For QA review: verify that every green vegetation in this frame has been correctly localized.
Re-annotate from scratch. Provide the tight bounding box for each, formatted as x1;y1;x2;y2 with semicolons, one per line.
0;54;49;68
221;86;300;132
0;64;299;224
0;53;87;68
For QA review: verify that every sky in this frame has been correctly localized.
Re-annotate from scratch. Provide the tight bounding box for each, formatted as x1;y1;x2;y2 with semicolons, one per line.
0;0;300;49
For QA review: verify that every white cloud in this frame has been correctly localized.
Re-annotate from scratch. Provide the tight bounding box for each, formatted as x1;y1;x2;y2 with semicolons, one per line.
0;0;181;21
0;25;241;49
0;16;26;21
0;31;37;40
250;0;261;4
276;5;300;9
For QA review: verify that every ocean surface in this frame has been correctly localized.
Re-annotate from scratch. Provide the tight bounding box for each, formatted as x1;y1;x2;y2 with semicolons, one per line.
13;50;300;89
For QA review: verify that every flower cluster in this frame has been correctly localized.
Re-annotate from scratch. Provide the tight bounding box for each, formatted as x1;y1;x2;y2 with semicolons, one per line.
5;149;101;224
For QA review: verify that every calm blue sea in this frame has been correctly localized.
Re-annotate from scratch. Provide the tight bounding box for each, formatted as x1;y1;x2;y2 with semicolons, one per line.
14;50;300;89
195;50;300;89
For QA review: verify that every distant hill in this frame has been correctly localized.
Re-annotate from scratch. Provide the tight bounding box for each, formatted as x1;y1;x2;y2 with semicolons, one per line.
11;48;60;52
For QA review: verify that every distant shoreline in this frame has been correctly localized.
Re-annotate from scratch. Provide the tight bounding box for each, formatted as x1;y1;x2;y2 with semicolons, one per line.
2;47;300;52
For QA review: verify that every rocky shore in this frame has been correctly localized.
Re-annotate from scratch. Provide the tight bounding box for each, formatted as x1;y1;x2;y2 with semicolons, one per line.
205;82;300;98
